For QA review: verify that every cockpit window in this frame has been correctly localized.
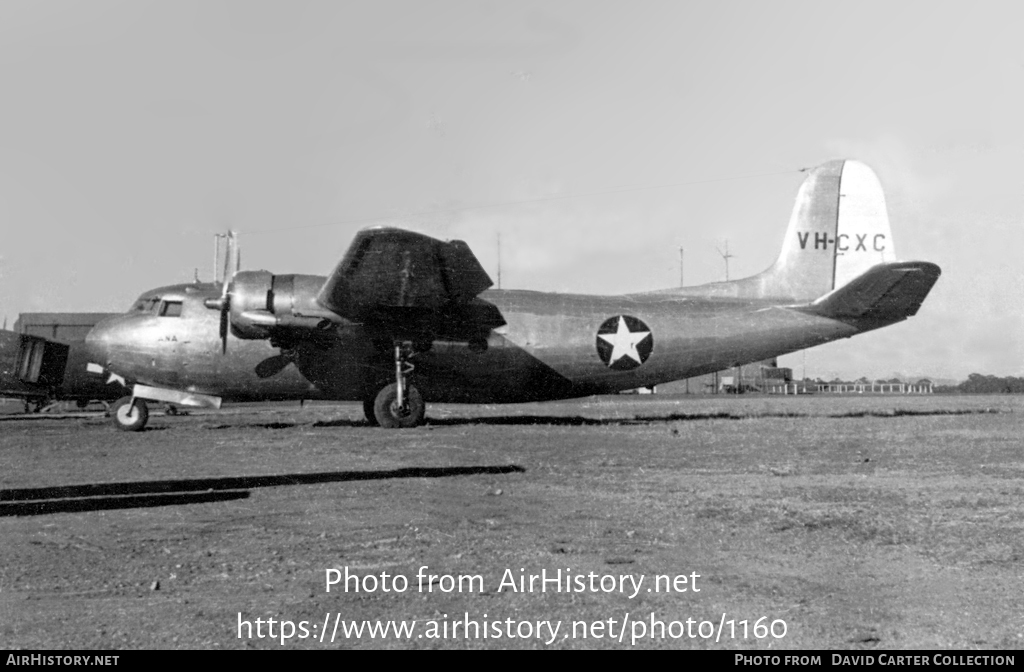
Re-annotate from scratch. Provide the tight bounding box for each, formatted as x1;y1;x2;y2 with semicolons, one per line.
131;298;161;313
160;301;183;317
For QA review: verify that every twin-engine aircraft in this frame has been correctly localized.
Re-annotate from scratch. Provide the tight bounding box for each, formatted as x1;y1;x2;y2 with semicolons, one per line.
85;160;940;430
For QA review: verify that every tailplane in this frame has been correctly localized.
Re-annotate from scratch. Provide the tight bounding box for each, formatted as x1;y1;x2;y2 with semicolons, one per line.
801;261;940;322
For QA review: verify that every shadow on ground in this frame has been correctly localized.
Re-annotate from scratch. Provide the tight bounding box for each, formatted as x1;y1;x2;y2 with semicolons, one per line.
0;464;525;517
410;408;1003;427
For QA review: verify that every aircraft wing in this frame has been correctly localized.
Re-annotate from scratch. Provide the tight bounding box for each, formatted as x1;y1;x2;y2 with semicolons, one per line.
801;261;941;321
316;227;504;338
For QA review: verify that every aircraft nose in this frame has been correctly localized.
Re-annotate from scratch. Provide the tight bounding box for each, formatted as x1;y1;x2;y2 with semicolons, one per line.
85;315;131;365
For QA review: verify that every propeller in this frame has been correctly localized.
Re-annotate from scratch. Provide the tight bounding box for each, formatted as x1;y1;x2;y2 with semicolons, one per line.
202;231;325;369
203;230;240;354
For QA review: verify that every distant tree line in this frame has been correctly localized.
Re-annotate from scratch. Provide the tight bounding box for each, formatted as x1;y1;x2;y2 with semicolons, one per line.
943;374;1024;394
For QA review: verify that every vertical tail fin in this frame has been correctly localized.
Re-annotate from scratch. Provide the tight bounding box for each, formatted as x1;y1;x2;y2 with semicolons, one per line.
665;159;897;301
762;159;897;299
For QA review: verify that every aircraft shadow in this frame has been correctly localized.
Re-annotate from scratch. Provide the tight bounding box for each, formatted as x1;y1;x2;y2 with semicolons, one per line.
0;464;525;517
417;408;1000;427
307;414;746;429
420;413;749;427
206;422;298;430
312;419;374;428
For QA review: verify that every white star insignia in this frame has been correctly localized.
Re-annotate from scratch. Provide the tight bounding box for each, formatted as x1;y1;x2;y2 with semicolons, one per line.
598;316;651;366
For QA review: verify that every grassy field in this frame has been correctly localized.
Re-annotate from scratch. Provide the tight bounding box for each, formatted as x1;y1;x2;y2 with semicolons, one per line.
0;394;1021;649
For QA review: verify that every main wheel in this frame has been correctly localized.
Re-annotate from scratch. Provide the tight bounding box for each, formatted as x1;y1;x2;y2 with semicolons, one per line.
111;396;148;432
372;383;425;428
363;397;379;426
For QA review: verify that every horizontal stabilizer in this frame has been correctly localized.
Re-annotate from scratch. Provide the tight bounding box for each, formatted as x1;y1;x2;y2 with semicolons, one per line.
802;262;940;321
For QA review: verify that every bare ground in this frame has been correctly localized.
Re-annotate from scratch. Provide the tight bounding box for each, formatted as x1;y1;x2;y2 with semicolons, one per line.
0;394;1021;650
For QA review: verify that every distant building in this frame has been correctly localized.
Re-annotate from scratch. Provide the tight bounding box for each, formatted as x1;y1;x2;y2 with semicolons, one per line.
646;363;934;396
12;313;117;343
812;377;933;394
654;359;788;394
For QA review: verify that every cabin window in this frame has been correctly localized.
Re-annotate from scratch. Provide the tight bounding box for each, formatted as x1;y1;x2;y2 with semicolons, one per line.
160;301;183;317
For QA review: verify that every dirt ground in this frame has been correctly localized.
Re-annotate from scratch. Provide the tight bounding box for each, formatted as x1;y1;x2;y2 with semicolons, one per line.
0;394;1021;650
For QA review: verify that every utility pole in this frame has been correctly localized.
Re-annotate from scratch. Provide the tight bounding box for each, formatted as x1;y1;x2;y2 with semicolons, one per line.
679;247;684;287
717;240;734;281
496;232;502;289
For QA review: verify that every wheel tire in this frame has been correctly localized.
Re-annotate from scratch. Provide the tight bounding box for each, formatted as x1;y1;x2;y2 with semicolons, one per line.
363;397;379;426
111;396;148;432
372;383;425;428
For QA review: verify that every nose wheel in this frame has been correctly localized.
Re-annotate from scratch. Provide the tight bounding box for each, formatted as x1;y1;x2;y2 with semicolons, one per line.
365;341;425;428
111;396;149;432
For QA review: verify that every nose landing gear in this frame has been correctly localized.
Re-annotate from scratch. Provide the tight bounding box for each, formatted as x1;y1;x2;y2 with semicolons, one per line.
111;396;149;432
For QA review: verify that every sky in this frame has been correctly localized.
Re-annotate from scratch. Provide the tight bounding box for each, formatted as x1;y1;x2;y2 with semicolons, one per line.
1;0;1021;382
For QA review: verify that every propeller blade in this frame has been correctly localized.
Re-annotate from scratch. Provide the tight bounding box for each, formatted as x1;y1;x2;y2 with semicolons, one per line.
255;354;292;379
219;305;229;354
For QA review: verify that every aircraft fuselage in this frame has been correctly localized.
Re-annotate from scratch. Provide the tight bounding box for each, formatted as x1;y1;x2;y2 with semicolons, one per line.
86;278;869;405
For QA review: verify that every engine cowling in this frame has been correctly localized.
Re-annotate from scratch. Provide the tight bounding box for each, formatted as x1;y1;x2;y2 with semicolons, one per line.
228;271;274;339
219;272;333;340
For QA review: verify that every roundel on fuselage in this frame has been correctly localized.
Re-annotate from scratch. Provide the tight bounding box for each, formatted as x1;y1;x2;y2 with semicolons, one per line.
595;315;653;370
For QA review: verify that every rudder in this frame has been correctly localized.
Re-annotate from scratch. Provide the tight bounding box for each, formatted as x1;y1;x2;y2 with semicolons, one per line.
833;161;896;286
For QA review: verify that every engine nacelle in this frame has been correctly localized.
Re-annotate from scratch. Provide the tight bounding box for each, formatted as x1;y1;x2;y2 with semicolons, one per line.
227;271;333;340
226;271;273;339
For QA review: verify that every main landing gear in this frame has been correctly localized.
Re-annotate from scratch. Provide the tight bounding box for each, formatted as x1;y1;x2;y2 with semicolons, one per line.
364;342;425;428
111;396;149;432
